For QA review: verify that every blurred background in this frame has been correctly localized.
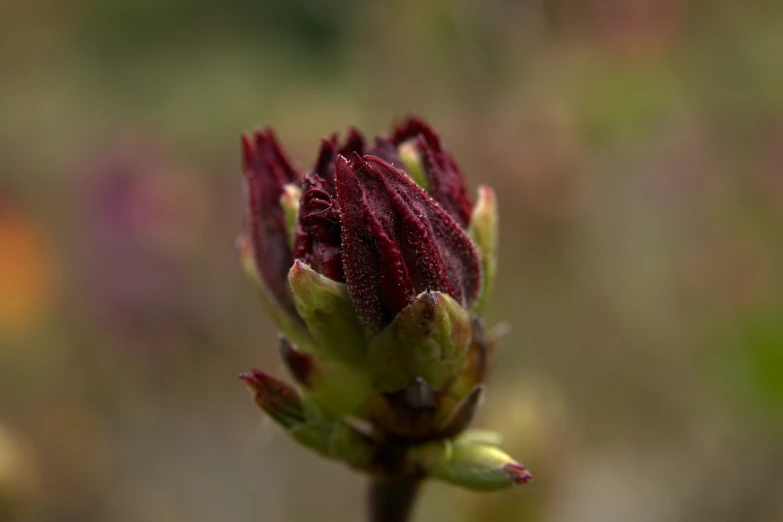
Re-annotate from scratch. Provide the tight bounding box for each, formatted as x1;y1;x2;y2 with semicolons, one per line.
1;0;782;521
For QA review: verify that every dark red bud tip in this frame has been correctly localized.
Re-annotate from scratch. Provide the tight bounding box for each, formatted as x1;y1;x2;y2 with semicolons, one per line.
241;133;256;172
242;128;301;316
340;127;366;158
503;463;533;485
415;135;472;227
391;116;442;151
238;369;297;403
278;336;315;387
239;369;304;426
239;371;261;390
313;134;339;180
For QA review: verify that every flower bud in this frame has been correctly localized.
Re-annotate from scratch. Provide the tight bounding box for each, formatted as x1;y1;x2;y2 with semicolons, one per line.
238;117;531;495
411;439;532;492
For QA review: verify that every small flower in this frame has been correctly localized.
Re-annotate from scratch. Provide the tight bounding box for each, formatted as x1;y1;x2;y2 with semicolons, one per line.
238;117;527;491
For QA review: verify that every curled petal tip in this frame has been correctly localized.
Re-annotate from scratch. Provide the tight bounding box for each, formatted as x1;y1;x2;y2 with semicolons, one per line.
503;462;533;485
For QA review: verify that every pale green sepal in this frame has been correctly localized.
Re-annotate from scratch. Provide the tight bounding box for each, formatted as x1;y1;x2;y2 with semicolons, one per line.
398;140;429;190
236;235;313;350
366;291;472;393
288;260;367;364
289;416;377;470
468;185;498;315
410;440;532;492
304;363;376;419
280;183;300;248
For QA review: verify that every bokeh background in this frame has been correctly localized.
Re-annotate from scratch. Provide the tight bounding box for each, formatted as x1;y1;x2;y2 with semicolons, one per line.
1;1;783;521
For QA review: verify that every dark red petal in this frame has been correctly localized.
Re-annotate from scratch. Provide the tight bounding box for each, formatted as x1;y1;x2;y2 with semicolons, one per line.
356;156;459;301
260;128;299;183
360;155;482;310
366;136;404;170
391;116;442;151
416;135;473;227
339;127;366;158
293;173;345;282
242;129;300;316
311;128;366;195
313;134;339;183
336;154;415;330
386;116;473;226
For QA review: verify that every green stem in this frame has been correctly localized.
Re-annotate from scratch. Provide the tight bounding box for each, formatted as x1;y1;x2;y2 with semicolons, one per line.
368;473;422;522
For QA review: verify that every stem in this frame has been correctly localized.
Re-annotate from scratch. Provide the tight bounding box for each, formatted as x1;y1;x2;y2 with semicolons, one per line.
368;474;422;522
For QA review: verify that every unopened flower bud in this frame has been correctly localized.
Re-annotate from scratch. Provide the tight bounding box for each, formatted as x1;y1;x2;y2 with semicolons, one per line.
238;116;530;496
412;439;532;492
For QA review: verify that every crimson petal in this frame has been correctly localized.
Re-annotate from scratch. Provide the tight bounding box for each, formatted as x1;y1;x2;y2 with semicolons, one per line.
336;154;416;331
336;152;481;330
293;173;345;282
390;117;472;226
242;129;300;316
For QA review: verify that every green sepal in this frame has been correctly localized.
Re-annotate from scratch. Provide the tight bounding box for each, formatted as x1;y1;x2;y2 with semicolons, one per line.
236;235;313;350
305;363;377;419
280;183;301;248
410;439;532;492
289;416;377;470
366;291;472;393
468;185;498;315
240;370;307;429
398;140;429;190
240;370;377;470
288;260;367;364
